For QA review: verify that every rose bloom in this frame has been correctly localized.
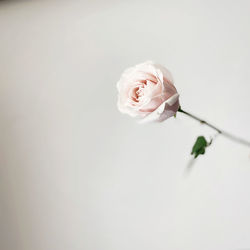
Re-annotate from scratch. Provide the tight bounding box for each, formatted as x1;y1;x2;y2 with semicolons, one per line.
117;61;179;122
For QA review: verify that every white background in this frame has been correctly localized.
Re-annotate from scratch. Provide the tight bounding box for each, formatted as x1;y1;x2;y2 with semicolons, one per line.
0;0;250;250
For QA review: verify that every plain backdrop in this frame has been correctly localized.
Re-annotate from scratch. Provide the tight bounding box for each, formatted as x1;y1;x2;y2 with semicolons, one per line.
0;0;250;250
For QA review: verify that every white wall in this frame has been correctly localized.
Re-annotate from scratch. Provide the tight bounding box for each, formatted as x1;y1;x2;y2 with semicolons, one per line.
0;0;250;250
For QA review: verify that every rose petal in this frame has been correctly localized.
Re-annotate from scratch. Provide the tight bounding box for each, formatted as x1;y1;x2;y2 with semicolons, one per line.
138;93;179;123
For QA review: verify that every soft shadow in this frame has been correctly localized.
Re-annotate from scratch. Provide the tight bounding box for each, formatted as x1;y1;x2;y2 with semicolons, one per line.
183;157;197;178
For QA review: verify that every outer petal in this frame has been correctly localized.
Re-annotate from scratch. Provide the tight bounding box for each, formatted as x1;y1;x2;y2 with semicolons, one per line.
139;93;180;123
117;61;156;90
153;63;174;84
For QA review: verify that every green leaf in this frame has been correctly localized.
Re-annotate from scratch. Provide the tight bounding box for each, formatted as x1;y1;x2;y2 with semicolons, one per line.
191;136;207;158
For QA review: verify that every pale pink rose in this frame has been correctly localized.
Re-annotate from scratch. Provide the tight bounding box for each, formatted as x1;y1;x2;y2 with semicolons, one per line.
117;61;179;122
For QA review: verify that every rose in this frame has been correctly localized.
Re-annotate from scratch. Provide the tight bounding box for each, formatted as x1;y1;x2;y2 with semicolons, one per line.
117;61;180;122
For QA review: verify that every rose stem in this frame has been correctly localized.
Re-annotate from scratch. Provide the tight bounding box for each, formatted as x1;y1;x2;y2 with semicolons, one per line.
178;107;250;147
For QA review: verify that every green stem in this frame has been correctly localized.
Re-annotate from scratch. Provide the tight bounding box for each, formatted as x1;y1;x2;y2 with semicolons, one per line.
178;107;250;147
